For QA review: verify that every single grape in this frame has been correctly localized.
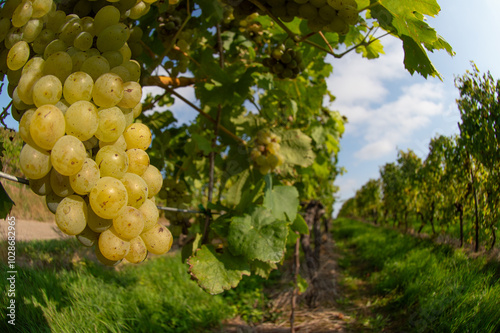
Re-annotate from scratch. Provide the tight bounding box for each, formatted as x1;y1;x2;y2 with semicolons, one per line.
92;73;124;108
7;40;30;71
63;71;94;104
121;172;148;208
80;55;110;81
29;172;52;196
65;100;98;141
141;165;162;198
112;206;145;240
43;51;72;83
94;106;126;142
123;123;152;150
140;223;172;255
94;145;129;178
69;157;100;195
19;143;52;179
51;135;86;176
55;194;88;235
124;236;148;263
126;148;149;175
89;176;129;219
98;226;130;261
32;74;63;107
87;206;112;233
99;134;127;151
96;23;129;52
117;81;142;108
138;198;159;232
50;168;75;197
30;104;65;150
11;0;33;28
76;225;100;247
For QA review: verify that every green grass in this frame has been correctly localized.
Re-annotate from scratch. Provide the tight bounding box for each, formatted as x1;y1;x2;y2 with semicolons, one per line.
0;238;272;333
333;218;500;333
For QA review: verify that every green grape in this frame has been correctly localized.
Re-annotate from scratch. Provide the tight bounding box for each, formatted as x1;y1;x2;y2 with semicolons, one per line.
73;31;93;51
101;51;123;68
54;98;70;114
94;145;129;178
55;194;88;235
51;135;86;176
93;5;120;35
21;18;43;42
266;141;280;155
32;74;62;107
95;243;122;266
118;43;132;64
121;60;141;82
19;143;52;179
29;172;52;196
87;206;112;233
141;165;162;198
326;17;349;34
338;7;358;25
59;17;83;45
124;236;147;263
326;0;342;10
110;65;131;82
73;0;92;18
128;1;150;20
32;29;55;54
112;206;145;240
123;123;152;150
31;0;53;18
96;23;129;52
92;72;124;108
30;104;65;150
80;55;110;81
1;0;21;22
126;148;149;175
140;223;172;255
12;87;31;110
117;81;142;108
94;106;126;142
43;39;67;59
132;102;142;118
50;168;74;197
99;134;127;151
310;0;326;7
11;0;33;28
98;226;130;260
45;10;66;32
128;26;143;43
63;71;94;104
43;51;72;83
121;172;148;208
121;106;134;126
17;62;44;105
70;51;88;71
69;157;100;195
46;192;63;214
80;16;94;35
7;40;29;71
76;225;99;247
138;198;158;232
319;4;337;21
298;3;318;20
89;176;129;219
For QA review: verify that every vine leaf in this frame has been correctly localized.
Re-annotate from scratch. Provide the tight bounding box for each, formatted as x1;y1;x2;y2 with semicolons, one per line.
0;183;14;219
252;260;277;279
226;169;250;208
188;245;250;295
228;207;288;263
291;214;309;235
279;129;315;168
263;185;299;222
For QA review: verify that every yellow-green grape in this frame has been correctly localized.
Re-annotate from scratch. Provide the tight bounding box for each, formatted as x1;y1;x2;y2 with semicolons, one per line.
32;75;62;107
7;40;29;71
50;168;74;197
82;136;98;150
73;31;92;51
122;60;141;82
89;176;128;219
132;101;142;118
19;143;52;179
95;243;122;266
80;16;94;34
117;81;142;108
96;23;129;52
59;18;82;45
141;165;162;198
99;134;127;151
80;55;110;81
69;158;100;195
71;51;88;71
128;1;150;20
11;0;33;28
94;145;129;178
121;172;148;208
123;123;152;150
76;225;100;247
98;226;130;261
92;73;124;108
22;18;43;42
31;0;53;18
30;104;65;150
32;29;55;54
12;87;31;111
124;236;148;263
65;101;98;141
110;65;131;81
43;39;67;59
140;223;173;255
126;148;149;175
43;51;72;83
46;192;63;214
93;5;120;35
94;106;126;142
17;57;44;105
138;198;159;232
266;142;280;155
101;51;123;68
63;71;94;104
55;194;88;235
121;107;134;127
87;206;112;232
29;172;52;196
112;206;145;240
19;109;37;147
50;135;86;176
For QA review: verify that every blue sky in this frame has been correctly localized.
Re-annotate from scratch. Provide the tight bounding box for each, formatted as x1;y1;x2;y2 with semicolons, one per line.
2;0;498;216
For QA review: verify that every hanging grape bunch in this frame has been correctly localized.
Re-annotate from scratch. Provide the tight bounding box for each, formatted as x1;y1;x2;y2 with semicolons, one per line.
250;129;284;174
263;40;304;79
0;0;173;266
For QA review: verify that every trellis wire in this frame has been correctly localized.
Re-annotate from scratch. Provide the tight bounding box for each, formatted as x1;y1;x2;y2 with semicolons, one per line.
0;171;209;215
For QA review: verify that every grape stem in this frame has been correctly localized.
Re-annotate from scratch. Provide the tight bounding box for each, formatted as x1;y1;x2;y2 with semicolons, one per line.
0;100;12;130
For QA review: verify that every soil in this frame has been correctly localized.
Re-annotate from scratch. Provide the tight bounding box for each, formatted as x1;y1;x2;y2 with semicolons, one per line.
0;218;70;241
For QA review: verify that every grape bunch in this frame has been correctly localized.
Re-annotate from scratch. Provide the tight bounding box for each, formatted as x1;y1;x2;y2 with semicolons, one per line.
250;130;284;174
263;42;304;79
158;178;192;227
1;0;173;265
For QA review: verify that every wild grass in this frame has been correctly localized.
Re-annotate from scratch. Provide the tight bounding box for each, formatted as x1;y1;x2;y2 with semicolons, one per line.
333;218;500;333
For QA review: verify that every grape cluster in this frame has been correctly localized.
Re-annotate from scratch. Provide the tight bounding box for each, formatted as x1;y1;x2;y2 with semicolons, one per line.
1;0;173;265
158;178;192;227
250;130;284;174
263;42;304;79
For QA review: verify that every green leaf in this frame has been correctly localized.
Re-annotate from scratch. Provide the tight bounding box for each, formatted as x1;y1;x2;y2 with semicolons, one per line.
226;169;250;208
280;129;315;168
235;178;265;213
291;214;309;235
191;133;214;155
297;274;308;294
228;207;288;263
263;185;299;222
0;183;14;219
181;233;203;262
188;245;250;295
251;260;277;279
